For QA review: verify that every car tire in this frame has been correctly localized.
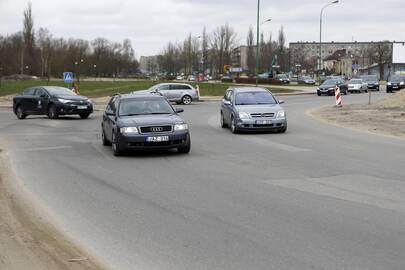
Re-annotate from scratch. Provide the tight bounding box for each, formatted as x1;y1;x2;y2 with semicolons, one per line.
16;106;27;120
220;112;227;128
317;91;321;96
79;113;90;119
111;132;123;156
278;126;287;133
101;127;111;146
230;116;238;134
181;95;192;105
177;134;191;154
47;105;58;119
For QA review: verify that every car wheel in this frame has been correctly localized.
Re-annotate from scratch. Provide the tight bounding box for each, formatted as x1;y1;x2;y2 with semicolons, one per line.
278;125;287;133
47;105;58;119
220;112;227;128
181;95;192;105
79;113;90;119
16;106;27;120
101;127;111;146
111;132;122;156
177;134;191;154
230;116;238;134
317;91;321;96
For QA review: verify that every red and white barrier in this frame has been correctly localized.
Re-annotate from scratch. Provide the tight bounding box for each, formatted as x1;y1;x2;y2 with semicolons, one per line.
335;85;342;107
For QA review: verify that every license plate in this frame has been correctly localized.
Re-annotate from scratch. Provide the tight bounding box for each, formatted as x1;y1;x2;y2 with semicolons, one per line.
77;105;88;109
256;120;272;125
146;136;169;142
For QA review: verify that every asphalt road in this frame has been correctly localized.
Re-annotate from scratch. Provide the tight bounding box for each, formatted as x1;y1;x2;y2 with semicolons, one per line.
1;92;404;270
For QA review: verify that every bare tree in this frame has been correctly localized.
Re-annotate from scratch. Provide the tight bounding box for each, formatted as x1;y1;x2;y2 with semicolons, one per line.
22;2;35;74
367;42;392;79
246;26;255;74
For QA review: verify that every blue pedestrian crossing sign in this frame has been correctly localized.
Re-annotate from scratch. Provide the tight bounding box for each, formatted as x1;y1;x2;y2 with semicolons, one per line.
63;72;74;83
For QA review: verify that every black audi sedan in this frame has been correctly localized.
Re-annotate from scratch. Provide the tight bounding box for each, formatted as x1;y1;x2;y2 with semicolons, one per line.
101;94;191;156
317;78;348;96
13;86;93;119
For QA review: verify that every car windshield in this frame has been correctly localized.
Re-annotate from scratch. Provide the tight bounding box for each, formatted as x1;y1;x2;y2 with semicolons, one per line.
323;79;339;85
235;91;276;105
349;79;362;84
361;76;377;82
119;99;174;116
47;87;77;96
389;75;404;82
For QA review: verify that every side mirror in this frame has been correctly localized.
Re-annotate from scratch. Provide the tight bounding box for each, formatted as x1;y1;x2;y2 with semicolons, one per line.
278;100;285;104
175;108;184;113
106;111;115;116
222;99;231;106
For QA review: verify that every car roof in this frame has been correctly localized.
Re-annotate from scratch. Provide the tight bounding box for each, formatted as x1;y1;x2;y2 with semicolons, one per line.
118;93;165;100
230;87;270;93
156;83;193;87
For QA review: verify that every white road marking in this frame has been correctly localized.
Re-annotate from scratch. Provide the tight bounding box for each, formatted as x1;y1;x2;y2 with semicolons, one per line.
16;145;73;152
264;174;405;212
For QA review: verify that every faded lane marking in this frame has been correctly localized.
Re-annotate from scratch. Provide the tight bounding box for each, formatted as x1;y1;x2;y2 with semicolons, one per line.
16;146;73;152
264;174;405;212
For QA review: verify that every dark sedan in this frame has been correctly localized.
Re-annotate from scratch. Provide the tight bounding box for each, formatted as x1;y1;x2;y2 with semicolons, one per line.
13;86;93;119
101;94;190;156
360;75;380;91
387;75;405;93
317;79;348;96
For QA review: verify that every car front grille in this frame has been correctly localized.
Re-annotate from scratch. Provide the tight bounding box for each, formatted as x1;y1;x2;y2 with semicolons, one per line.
140;125;172;134
250;113;275;118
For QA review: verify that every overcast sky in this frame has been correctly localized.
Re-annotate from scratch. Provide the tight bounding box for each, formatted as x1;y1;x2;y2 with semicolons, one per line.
1;0;404;58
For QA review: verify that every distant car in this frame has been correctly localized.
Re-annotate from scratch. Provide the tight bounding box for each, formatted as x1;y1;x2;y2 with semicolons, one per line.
317;79;348;96
258;72;271;78
13;86;93;120
387;75;405;93
298;76;316;85
275;74;290;84
101;94;191;156
176;75;184;80
347;79;368;93
360;75;380;91
134;83;199;105
188;75;196;81
220;87;287;133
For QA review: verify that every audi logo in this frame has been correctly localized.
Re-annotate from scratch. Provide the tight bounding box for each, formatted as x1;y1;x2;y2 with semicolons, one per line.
151;127;163;132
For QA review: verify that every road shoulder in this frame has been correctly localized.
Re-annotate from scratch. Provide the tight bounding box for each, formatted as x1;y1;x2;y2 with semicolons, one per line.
308;90;405;140
0;146;108;270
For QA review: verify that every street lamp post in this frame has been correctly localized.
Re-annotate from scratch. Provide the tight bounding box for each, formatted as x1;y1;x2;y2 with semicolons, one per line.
319;0;339;79
255;0;271;86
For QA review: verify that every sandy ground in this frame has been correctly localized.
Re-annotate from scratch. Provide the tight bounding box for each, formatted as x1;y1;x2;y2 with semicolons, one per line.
310;90;405;139
0;146;108;270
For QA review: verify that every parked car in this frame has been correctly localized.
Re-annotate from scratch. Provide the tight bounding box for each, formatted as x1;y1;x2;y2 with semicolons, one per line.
220;87;287;133
360;75;380;91
387;75;405;93
298;76;316;85
176;75;184;80
347;79;368;93
275;74;290;84
13;86;93;120
317;79;348;96
101;94;191;156
188;75;196;81
134;83;199;105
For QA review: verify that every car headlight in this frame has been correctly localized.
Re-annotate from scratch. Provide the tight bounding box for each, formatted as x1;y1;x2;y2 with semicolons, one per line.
388;82;392;85
328;87;335;90
276;110;286;119
58;98;71;103
120;127;139;134
238;112;250;119
400;82;404;85
174;123;188;131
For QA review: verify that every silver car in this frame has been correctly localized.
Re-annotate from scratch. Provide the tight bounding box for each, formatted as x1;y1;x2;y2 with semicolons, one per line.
220;87;287;133
348;79;368;93
135;83;199;105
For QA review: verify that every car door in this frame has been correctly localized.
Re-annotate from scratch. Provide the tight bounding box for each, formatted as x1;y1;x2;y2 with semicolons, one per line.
221;90;233;124
168;84;183;101
20;87;36;113
156;84;170;99
103;97;118;141
32;88;49;115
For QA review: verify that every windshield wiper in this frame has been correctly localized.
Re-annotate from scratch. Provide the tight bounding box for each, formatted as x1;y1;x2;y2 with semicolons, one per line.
120;113;142;116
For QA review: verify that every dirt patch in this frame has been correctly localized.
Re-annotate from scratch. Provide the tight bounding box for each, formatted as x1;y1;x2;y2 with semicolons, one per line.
309;90;405;139
0;147;109;270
